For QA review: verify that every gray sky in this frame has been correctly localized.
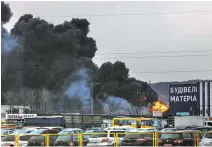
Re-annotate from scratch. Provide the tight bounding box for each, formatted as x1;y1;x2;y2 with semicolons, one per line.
5;1;212;82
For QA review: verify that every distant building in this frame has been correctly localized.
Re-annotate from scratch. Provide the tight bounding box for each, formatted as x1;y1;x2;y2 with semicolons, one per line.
198;81;212;117
1;105;31;120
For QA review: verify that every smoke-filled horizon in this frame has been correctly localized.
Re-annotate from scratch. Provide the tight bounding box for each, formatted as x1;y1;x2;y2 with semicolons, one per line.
1;1;158;114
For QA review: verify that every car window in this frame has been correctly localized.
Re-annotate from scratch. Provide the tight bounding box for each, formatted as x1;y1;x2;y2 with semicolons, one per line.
48;129;60;134
73;130;83;133
161;133;182;139
42;130;49;134
90;131;107;138
109;131;126;137
200;128;208;132
30;129;46;134
205;133;212;138
19;135;32;141
183;133;192;138
2;135;15;141
3;131;9;135
56;135;70;142
54;128;63;131
25;130;33;134
58;131;74;135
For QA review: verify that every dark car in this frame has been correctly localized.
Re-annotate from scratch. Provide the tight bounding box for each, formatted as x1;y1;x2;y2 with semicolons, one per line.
26;129;60;146
121;133;153;146
158;132;195;146
54;134;88;146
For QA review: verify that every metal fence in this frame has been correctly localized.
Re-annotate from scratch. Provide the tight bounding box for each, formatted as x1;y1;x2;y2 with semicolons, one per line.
1;132;211;147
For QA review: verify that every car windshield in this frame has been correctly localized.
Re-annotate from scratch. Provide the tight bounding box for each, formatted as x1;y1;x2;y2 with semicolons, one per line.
58;131;74;135
56;135;80;142
161;133;182;139
90;131;107;138
2;135;15;142
1;130;9;135
56;135;71;142
124;133;152;139
12;129;30;134
30;129;45;134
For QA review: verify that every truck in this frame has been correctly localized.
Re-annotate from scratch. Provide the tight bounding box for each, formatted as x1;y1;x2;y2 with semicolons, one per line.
174;116;208;128
24;116;66;128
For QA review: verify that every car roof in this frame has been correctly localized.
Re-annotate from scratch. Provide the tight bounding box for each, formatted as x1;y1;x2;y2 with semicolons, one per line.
43;126;64;128
197;126;212;128
62;128;83;131
104;126;134;130
176;130;199;132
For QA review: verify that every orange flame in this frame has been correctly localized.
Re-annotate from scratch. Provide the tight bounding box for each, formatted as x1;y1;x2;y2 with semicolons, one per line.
149;100;169;113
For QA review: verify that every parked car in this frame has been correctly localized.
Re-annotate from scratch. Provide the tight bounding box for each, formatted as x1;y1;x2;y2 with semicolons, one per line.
158;131;196;146
200;131;212;147
26;129;60;146
120;132;154;146
1;129;14;136
54;130;88;146
87;130;128;146
1;128;37;147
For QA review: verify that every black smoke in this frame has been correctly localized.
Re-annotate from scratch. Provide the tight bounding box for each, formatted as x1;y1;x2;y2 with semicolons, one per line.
1;2;158;112
1;1;13;24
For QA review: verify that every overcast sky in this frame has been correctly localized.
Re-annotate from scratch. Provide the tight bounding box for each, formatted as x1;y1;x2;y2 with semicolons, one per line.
4;1;212;83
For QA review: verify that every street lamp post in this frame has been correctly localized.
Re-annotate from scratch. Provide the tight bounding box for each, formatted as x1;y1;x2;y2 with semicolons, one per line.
87;82;100;115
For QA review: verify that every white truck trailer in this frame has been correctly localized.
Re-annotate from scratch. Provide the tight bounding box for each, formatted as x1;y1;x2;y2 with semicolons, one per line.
174;116;208;128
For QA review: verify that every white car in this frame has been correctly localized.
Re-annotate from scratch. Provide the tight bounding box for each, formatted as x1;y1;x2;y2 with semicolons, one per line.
1;129;14;136
87;129;129;146
200;131;212;147
136;128;158;132
58;128;84;134
1;128;37;147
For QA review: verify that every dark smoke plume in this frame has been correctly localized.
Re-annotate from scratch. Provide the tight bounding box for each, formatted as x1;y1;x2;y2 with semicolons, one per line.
2;3;158;113
1;1;12;24
1;2;18;53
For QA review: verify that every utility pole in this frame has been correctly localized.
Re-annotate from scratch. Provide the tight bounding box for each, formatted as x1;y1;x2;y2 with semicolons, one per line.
87;82;100;115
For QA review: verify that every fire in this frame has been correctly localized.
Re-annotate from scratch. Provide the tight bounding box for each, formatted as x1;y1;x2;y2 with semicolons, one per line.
149;100;169;113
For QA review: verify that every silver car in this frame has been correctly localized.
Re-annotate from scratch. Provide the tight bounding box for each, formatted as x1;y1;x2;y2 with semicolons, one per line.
200;131;212;147
87;130;128;146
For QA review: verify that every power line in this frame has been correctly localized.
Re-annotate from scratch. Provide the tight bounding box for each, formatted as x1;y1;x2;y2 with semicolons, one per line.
96;49;212;55
130;69;212;74
94;54;212;59
12;10;212;18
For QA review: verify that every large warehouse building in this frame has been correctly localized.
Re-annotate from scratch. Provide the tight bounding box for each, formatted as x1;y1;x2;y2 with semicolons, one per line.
169;81;212;117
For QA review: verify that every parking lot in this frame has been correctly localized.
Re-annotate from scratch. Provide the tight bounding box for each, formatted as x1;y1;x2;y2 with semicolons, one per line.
1;126;212;147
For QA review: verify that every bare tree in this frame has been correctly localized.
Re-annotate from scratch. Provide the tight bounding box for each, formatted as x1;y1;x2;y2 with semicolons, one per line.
3;91;20;113
39;88;52;114
128;105;146;116
22;87;37;113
